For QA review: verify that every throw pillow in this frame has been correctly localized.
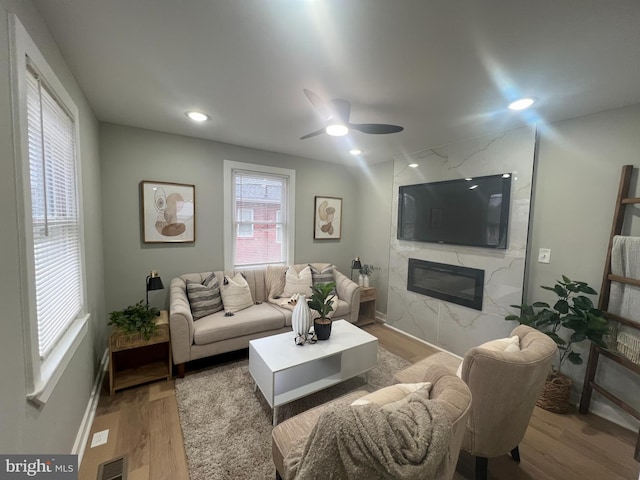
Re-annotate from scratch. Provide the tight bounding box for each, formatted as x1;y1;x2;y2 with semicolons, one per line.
220;272;254;313
283;265;313;298
309;264;337;295
457;335;521;377
266;265;287;299
351;382;431;407
186;275;223;321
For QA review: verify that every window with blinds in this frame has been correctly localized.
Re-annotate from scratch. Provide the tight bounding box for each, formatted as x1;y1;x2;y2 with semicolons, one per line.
232;170;289;268
26;65;83;359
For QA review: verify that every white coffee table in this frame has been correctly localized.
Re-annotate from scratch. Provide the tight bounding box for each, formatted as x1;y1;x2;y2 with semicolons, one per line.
249;319;378;425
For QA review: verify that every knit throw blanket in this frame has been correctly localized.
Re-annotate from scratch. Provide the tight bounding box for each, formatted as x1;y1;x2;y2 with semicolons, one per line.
284;388;452;480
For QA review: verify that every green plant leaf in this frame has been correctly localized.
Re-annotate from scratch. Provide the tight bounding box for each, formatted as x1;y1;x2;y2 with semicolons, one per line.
568;352;583;365
505;315;521;321
554;284;568;297
546;332;566;346
571;332;586;342
540;285;556;292
561;275;572;284
554;299;569;314
532;302;550;308
578;284;598;295
573;295;594;310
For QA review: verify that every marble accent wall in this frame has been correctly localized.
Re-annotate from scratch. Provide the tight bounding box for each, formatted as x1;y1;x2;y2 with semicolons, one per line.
388;126;536;355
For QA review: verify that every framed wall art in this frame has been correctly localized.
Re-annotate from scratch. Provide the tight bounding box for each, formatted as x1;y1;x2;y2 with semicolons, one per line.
314;196;342;240
140;181;195;243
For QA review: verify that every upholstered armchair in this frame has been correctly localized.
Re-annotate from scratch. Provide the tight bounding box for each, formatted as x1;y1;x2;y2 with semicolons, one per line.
394;325;557;480
272;364;472;480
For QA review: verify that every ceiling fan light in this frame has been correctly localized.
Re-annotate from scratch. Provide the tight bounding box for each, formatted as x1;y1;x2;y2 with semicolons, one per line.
326;124;349;136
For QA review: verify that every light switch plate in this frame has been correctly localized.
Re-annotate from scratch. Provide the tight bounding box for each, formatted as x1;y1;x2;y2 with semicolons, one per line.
538;248;551;264
91;429;109;448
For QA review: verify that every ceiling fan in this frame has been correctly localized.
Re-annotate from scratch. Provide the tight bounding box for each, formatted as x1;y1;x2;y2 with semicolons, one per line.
300;89;404;140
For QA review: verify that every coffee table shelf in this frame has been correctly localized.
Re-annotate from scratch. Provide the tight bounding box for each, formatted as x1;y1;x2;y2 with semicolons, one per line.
249;319;378;425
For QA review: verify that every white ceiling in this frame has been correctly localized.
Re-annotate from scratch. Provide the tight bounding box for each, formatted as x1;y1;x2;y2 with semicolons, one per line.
33;0;640;166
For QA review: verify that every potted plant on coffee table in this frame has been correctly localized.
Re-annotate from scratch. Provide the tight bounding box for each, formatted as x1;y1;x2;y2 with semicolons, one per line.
307;282;336;341
108;300;160;341
505;275;609;413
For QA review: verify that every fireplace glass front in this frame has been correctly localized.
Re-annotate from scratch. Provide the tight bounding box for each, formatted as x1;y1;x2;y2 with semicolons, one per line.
407;258;484;311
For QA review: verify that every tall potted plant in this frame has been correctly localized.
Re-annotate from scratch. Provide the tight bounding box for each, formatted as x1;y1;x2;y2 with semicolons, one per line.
307;282;336;340
505;276;609;412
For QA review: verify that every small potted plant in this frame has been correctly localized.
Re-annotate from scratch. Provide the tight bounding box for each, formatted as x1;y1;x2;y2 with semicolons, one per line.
307;282;336;341
505;275;609;413
108;300;160;341
359;264;379;287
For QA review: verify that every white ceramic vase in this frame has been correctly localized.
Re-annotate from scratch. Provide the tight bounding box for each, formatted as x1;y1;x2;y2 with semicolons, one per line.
363;275;370;287
291;294;312;338
358;274;364;286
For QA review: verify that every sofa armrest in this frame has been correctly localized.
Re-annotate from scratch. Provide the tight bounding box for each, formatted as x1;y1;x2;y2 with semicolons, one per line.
169;276;195;365
334;269;361;323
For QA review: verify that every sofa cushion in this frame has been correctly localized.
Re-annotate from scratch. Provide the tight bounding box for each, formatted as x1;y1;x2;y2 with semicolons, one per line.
283;265;313;297
309;264;336;295
193;302;286;345
266;265;287;299
186;276;223;320
220;273;254;314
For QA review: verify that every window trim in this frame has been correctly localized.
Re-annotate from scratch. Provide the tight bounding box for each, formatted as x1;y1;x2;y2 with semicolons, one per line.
223;161;295;270
10;15;88;406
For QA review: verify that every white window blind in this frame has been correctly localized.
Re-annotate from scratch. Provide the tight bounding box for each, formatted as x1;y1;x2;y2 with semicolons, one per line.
26;66;82;359
232;170;288;268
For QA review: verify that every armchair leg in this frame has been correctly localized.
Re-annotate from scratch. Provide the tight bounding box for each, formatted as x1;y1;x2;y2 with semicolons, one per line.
177;363;185;378
475;456;488;480
510;446;520;463
276;470;283;480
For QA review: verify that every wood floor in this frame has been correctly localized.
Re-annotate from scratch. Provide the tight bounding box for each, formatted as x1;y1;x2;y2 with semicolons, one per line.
80;323;639;480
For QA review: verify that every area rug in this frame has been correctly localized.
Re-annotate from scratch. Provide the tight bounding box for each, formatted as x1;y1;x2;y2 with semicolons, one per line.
175;346;410;480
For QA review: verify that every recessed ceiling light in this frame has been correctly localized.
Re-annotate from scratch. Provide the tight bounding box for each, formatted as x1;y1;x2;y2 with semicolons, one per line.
186;111;209;122
349;149;362;155
464;177;473;181
502;173;511;178
469;185;479;190
408;163;419;168
508;98;536;111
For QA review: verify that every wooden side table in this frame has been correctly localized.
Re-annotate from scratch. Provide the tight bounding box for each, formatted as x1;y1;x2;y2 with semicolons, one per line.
357;286;377;326
109;310;172;395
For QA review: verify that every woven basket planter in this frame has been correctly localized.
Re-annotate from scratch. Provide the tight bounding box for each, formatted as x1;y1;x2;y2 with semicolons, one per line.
536;372;572;413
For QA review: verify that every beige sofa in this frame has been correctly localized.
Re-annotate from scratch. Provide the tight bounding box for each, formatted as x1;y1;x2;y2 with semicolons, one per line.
169;264;361;377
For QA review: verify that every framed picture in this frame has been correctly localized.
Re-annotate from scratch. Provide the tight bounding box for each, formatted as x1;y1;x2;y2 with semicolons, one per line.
314;196;342;240
140;181;195;243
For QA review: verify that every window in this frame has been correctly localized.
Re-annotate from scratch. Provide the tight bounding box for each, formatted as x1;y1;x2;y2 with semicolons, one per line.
11;16;88;405
237;208;254;237
224;161;295;269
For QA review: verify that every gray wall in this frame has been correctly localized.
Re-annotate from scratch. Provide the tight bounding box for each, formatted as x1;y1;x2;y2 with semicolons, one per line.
99;123;361;313
0;0;105;453
528;104;640;428
353;160;394;313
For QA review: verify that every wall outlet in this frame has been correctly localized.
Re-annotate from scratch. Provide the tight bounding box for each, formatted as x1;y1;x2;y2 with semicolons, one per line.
538;248;551;264
90;429;109;448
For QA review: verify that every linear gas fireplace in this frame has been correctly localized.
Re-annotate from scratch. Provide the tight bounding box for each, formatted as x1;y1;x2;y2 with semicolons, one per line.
407;258;485;311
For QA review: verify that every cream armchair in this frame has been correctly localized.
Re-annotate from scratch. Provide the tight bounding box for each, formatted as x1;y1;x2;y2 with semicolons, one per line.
394;325;557;480
272;364;472;480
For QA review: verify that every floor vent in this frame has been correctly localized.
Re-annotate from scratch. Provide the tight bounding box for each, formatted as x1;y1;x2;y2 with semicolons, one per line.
96;455;128;480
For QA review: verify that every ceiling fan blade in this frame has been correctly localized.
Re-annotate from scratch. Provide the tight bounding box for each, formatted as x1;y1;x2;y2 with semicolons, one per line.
303;89;331;120
300;127;326;140
349;123;404;134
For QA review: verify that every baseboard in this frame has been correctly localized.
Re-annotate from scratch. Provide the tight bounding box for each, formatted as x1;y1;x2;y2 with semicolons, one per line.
73;347;109;462
380;322;463;359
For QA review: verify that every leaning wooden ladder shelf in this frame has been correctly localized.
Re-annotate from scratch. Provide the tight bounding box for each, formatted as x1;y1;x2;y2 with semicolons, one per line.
579;164;640;462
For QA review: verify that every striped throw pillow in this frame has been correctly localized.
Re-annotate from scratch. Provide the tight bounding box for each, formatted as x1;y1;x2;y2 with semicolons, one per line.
186;274;223;321
309;264;336;295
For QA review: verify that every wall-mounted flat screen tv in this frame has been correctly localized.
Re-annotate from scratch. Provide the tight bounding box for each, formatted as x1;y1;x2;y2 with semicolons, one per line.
397;173;512;249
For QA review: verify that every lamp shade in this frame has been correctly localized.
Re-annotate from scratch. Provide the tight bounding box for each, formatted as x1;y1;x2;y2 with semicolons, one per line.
146;270;165;305
351;257;362;270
